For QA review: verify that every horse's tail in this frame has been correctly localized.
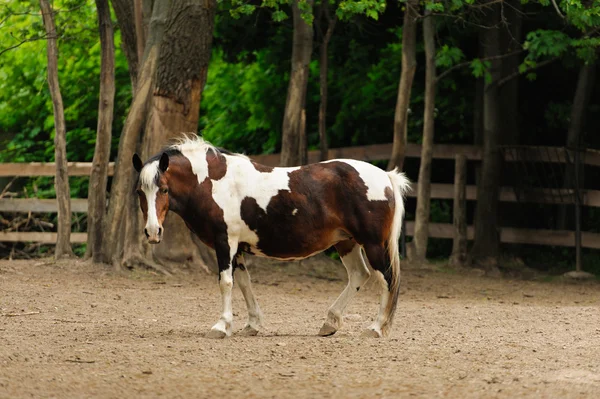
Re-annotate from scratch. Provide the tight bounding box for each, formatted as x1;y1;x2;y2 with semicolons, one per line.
382;169;410;336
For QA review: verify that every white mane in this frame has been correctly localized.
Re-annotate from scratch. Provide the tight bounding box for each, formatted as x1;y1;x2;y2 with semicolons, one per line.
139;161;159;188
168;133;250;160
169;134;218;155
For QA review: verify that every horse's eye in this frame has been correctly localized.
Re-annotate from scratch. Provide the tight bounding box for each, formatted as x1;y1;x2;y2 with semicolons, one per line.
161;188;168;194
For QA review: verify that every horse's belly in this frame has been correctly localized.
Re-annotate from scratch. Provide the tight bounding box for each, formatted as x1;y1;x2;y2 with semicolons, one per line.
242;228;350;261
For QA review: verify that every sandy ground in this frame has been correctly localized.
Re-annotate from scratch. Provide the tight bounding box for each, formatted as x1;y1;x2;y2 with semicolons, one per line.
1;257;599;399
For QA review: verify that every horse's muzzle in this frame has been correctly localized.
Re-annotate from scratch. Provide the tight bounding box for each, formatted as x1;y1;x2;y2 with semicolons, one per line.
148;236;161;244
145;227;162;244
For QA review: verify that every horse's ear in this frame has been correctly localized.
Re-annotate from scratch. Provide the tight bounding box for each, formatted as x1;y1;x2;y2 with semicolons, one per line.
132;153;143;173
159;152;169;173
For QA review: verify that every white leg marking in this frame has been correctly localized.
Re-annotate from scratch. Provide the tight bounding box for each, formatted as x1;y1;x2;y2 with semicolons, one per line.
319;245;370;336
235;256;263;336
208;267;234;338
363;270;389;338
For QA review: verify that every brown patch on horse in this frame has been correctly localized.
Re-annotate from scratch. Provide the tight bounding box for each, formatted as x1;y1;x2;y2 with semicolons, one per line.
251;162;274;173
136;189;148;220
162;155;228;250
239;162;392;259
207;151;227;180
335;239;357;258
154;175;170;226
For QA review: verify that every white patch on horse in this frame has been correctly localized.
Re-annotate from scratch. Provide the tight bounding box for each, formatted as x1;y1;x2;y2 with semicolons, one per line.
325;159;392;202
211;156;299;251
139;161;161;236
178;141;299;254
292;208;298;216
144;185;160;234
179;147;212;184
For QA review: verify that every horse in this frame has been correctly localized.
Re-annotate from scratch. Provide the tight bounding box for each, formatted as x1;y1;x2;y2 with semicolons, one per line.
132;135;410;339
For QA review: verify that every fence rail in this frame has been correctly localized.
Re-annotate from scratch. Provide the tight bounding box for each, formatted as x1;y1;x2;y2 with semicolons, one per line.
2;222;598;250
3;143;600;177
2;143;600;248
2;185;599;213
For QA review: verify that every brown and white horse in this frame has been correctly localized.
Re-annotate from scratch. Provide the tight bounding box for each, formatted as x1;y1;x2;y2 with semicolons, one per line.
132;136;410;338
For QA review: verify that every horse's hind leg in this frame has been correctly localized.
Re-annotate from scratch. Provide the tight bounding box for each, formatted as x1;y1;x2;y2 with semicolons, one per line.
318;240;370;337
362;243;394;338
234;254;263;336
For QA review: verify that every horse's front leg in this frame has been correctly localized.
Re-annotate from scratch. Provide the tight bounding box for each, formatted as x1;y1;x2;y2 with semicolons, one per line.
207;236;238;339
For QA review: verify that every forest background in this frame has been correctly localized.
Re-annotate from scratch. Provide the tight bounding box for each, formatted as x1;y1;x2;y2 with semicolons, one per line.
0;0;599;275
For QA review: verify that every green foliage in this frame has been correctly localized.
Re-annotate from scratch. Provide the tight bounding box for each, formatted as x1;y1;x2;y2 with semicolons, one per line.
470;59;492;83
337;0;386;20
329;28;413;145
0;0;131;165
561;0;600;31
227;0;313;24
523;30;571;58
227;0;391;25
0;0;131;203
436;45;464;68
199;49;286;154
425;1;445;13
521;27;600;74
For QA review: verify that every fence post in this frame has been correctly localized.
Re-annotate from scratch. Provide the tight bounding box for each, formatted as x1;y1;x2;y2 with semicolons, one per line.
574;148;582;272
450;154;467;266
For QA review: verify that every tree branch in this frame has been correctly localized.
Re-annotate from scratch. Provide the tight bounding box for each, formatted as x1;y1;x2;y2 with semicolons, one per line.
436;50;523;83
0;33;53;57
495;57;559;88
550;0;565;19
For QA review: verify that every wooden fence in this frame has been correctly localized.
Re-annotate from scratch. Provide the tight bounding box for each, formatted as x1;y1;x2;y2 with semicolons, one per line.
2;143;600;248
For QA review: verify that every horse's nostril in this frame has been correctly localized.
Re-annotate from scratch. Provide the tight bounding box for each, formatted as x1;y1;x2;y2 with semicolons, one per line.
158;227;163;236
144;228;149;238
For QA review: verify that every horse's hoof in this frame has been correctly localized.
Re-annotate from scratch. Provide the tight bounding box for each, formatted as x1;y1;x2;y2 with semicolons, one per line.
206;328;228;339
361;328;383;338
240;325;259;336
318;322;338;337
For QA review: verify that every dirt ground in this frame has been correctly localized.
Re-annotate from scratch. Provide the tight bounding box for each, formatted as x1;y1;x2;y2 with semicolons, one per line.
1;256;599;399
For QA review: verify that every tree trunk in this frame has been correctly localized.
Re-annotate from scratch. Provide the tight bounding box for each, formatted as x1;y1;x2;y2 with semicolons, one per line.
111;0;139;90
566;63;595;153
497;0;523;230
318;7;336;161
86;0;116;262
100;1;169;265
121;0;218;274
470;7;503;266
299;109;308;165
409;11;436;261
40;0;73;259
280;0;314;167
387;0;418;172
449;155;468;266
134;0;146;62
499;0;522;147
473;36;484;187
149;0;216;145
557;62;596;229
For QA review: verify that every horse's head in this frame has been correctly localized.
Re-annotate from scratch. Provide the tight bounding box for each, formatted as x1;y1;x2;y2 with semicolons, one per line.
132;152;170;244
